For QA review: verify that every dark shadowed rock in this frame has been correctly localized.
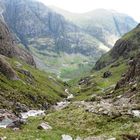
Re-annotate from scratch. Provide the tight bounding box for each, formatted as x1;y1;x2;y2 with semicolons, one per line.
122;134;140;140
103;71;112;78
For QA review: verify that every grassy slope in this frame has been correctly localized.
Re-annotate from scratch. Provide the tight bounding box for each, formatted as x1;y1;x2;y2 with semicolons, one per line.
1;105;140;139
69;59;127;101
0;56;67;110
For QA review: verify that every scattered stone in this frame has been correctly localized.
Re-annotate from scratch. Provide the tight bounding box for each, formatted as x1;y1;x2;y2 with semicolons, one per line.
53;101;70;110
15;102;29;112
0;109;18;128
61;135;73;140
37;122;52;130
7;119;26;128
13;127;20;131
103;71;112;78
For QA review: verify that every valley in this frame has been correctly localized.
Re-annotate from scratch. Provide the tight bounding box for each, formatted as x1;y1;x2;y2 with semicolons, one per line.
0;0;140;140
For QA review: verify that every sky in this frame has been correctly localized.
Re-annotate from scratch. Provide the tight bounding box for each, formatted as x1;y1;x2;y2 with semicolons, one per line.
38;0;140;22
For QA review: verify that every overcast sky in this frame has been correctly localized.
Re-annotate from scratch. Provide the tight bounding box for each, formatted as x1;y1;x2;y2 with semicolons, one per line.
38;0;140;22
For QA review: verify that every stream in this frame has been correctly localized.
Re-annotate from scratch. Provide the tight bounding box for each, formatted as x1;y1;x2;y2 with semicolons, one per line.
0;89;74;128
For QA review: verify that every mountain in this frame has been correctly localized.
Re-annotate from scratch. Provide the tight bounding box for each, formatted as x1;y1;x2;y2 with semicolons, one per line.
0;0;137;80
0;19;35;66
0;0;110;80
0;18;67;112
51;7;137;48
95;24;140;70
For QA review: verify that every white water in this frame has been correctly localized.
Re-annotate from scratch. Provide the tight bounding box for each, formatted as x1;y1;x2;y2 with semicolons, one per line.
20;110;45;119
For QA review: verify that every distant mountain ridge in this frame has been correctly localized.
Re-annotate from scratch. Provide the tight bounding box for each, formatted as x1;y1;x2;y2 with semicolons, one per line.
0;0;137;79
51;7;137;47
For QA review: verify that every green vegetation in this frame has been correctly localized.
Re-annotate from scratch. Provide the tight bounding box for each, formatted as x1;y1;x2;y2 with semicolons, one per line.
0;57;67;111
69;59;127;101
1;105;140;139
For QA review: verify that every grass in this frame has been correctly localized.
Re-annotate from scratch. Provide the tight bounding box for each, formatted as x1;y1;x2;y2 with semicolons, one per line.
1;105;140;140
0;57;67;111
69;59;127;101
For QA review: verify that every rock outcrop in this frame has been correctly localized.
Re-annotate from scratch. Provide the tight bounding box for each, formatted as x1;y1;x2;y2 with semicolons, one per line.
95;24;140;70
115;54;140;89
0;19;35;66
0;55;18;80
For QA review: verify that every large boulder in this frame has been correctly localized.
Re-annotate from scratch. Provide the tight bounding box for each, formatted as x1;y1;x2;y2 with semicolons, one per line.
0;55;18;80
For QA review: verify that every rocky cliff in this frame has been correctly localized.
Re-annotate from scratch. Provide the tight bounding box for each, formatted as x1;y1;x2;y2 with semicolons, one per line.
95;24;140;70
0;19;35;66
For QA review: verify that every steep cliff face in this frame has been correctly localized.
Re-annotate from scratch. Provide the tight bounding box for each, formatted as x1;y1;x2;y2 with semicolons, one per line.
95;24;140;70
51;8;137;48
0;19;35;66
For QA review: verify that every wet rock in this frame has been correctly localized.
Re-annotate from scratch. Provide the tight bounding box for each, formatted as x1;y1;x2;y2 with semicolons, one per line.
15;102;29;112
62;135;73;140
7;119;26;128
103;71;112;78
0;109;18;128
37;122;52;130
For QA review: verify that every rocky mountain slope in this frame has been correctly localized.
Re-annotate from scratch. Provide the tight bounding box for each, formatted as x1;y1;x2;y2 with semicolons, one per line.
0;0;137;79
0;20;35;66
95;24;140;70
51;7;137;48
0;0;109;79
0;18;67;112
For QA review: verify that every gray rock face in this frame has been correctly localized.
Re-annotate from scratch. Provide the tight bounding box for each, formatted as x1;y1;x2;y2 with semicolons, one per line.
95;24;140;70
0;19;35;66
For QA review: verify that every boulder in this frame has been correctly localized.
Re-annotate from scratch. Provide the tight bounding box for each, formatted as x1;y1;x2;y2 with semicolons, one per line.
37;122;52;130
103;71;112;78
7;119;26;128
61;135;73;140
0;55;18;80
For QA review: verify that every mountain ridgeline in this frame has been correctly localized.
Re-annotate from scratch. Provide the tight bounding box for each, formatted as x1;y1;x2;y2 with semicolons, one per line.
0;0;137;79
